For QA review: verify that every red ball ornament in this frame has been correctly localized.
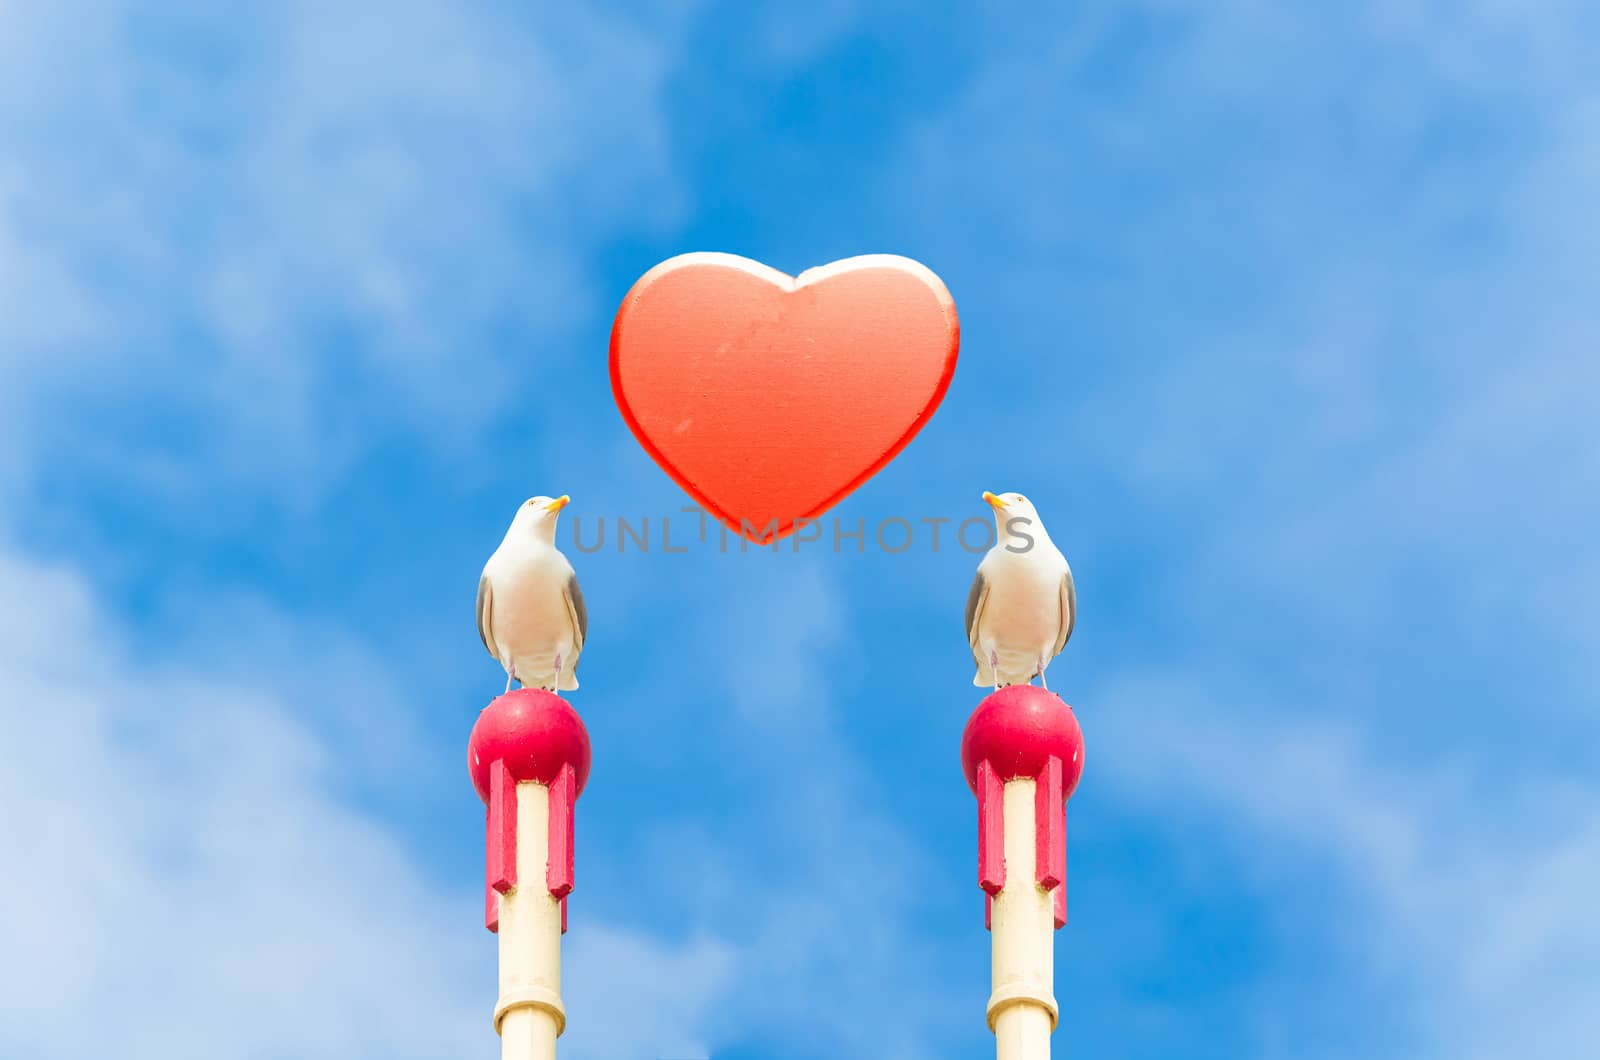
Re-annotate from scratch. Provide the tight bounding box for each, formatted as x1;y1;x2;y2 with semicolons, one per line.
960;684;1084;800
468;689;592;805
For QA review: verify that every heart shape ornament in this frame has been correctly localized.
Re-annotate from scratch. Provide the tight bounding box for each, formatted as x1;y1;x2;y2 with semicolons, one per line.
609;253;960;543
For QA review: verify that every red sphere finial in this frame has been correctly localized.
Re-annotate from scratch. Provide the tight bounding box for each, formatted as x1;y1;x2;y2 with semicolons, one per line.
468;689;592;804
960;685;1084;800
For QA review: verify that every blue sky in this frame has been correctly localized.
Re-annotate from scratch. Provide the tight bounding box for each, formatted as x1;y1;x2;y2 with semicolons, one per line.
2;1;1596;1057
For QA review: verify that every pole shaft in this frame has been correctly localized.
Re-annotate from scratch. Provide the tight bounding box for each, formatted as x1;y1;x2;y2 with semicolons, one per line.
988;778;1057;1060
496;780;565;1060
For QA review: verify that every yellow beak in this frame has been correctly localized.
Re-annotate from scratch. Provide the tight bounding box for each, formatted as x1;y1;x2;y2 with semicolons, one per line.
982;490;1007;511
545;495;570;513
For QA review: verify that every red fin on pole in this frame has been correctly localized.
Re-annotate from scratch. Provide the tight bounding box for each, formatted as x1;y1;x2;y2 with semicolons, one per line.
488;759;518;895
978;758;1006;897
547;762;576;899
1035;754;1064;892
485;759;517;932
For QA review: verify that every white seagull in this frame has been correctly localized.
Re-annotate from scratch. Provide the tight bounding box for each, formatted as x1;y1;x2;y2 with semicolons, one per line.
477;495;587;693
965;490;1076;690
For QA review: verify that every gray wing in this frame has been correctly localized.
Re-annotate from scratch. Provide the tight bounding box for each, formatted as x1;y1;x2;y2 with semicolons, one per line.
564;573;588;652
1053;568;1076;657
476;574;499;661
965;569;989;651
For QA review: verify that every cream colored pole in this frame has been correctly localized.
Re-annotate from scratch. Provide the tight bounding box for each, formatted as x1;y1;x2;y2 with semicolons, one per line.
987;777;1057;1060
494;779;565;1060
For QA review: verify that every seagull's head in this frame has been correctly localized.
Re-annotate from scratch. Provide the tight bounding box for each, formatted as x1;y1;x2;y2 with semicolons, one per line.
514;494;570;543
982;490;1046;550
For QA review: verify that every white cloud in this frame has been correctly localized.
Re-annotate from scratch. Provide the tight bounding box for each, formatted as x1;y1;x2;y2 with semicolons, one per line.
0;0;694;508
1094;673;1600;1060
0;548;472;1057
0;543;738;1059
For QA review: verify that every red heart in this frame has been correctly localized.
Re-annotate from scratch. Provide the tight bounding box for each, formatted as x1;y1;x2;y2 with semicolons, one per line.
609;253;960;543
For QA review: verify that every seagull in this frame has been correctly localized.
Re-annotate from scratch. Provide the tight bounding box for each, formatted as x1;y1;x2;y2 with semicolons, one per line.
965;490;1076;691
477;495;587;694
